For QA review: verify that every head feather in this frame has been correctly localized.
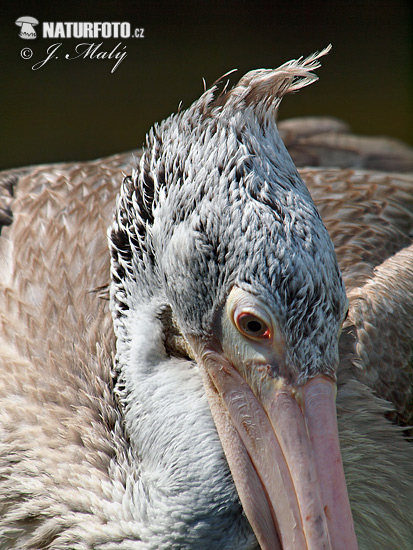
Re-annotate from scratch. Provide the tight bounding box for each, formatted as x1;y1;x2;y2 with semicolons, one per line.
213;44;332;114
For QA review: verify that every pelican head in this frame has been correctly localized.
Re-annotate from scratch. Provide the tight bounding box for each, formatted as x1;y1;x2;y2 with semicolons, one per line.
109;45;357;549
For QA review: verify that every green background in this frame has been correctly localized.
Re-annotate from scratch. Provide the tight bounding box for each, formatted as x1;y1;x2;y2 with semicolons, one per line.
1;0;412;171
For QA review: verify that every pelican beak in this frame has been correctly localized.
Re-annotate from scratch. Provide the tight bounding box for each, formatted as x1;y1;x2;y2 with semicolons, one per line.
193;342;358;550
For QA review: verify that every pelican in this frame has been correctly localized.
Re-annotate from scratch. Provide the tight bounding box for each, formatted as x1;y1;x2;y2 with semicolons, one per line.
0;47;412;549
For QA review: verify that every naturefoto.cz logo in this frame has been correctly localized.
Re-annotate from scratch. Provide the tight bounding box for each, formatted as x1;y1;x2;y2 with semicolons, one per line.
16;17;145;73
16;18;144;40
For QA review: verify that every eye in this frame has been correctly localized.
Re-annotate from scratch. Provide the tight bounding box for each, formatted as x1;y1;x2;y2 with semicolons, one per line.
235;312;271;340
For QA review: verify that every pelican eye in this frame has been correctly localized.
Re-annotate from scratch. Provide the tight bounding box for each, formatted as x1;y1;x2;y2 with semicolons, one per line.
235;312;271;340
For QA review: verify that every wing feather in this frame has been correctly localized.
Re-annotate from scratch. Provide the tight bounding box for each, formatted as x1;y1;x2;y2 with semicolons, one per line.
0;152;145;546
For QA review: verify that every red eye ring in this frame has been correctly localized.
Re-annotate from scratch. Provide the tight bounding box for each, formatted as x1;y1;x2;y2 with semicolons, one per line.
235;312;271;340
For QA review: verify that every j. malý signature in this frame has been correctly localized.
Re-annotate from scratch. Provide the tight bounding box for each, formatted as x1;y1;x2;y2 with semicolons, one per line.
32;42;127;73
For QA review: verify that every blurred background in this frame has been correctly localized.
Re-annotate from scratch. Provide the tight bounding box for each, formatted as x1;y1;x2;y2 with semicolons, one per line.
1;0;412;170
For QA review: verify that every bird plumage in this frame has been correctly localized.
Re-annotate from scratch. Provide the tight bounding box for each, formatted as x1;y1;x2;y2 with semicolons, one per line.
0;49;412;549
